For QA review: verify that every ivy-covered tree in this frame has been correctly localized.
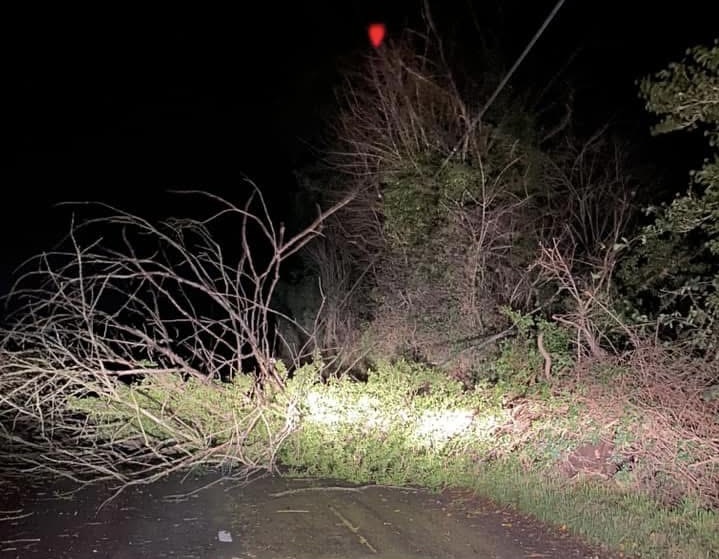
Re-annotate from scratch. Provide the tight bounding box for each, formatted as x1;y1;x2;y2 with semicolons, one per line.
619;40;719;353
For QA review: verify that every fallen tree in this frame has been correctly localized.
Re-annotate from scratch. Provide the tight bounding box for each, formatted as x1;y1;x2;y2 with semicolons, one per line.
0;183;349;498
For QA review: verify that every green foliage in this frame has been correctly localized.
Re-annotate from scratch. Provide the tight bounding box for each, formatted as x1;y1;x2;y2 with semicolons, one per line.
69;374;250;446
489;336;543;385
380;146;530;250
66;365;318;464
619;41;719;352
639;41;719;142
381;160;443;248
486;308;575;385
280;358;500;486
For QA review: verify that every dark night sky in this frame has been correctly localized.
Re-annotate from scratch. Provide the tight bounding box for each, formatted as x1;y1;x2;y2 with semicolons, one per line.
5;2;718;296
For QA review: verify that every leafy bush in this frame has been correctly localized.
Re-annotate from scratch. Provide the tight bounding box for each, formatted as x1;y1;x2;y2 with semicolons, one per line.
618;41;719;354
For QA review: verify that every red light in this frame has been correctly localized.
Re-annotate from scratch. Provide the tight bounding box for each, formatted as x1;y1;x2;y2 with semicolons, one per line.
368;22;386;48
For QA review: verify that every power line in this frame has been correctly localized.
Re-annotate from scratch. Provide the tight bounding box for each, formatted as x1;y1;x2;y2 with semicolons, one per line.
436;0;568;176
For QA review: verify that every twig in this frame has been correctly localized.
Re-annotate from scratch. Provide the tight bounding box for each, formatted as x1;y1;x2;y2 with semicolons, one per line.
537;332;552;381
269;484;421;498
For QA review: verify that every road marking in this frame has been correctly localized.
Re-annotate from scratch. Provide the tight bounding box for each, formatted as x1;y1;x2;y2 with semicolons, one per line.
328;505;377;554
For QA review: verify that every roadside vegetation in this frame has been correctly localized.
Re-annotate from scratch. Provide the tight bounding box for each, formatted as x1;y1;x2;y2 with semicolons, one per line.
0;15;717;559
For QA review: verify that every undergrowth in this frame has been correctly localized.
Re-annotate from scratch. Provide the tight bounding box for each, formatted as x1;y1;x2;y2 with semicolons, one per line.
19;342;718;558
278;354;718;559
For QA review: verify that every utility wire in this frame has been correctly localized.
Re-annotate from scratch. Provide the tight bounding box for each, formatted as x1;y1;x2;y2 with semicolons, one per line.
435;0;568;176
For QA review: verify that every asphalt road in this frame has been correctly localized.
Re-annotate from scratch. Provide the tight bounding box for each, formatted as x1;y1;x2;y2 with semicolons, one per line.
0;473;618;558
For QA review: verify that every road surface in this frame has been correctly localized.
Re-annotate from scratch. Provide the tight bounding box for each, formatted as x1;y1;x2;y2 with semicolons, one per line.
0;472;618;558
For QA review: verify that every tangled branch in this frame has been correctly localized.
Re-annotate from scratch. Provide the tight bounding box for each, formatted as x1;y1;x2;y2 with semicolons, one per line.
0;183;351;496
